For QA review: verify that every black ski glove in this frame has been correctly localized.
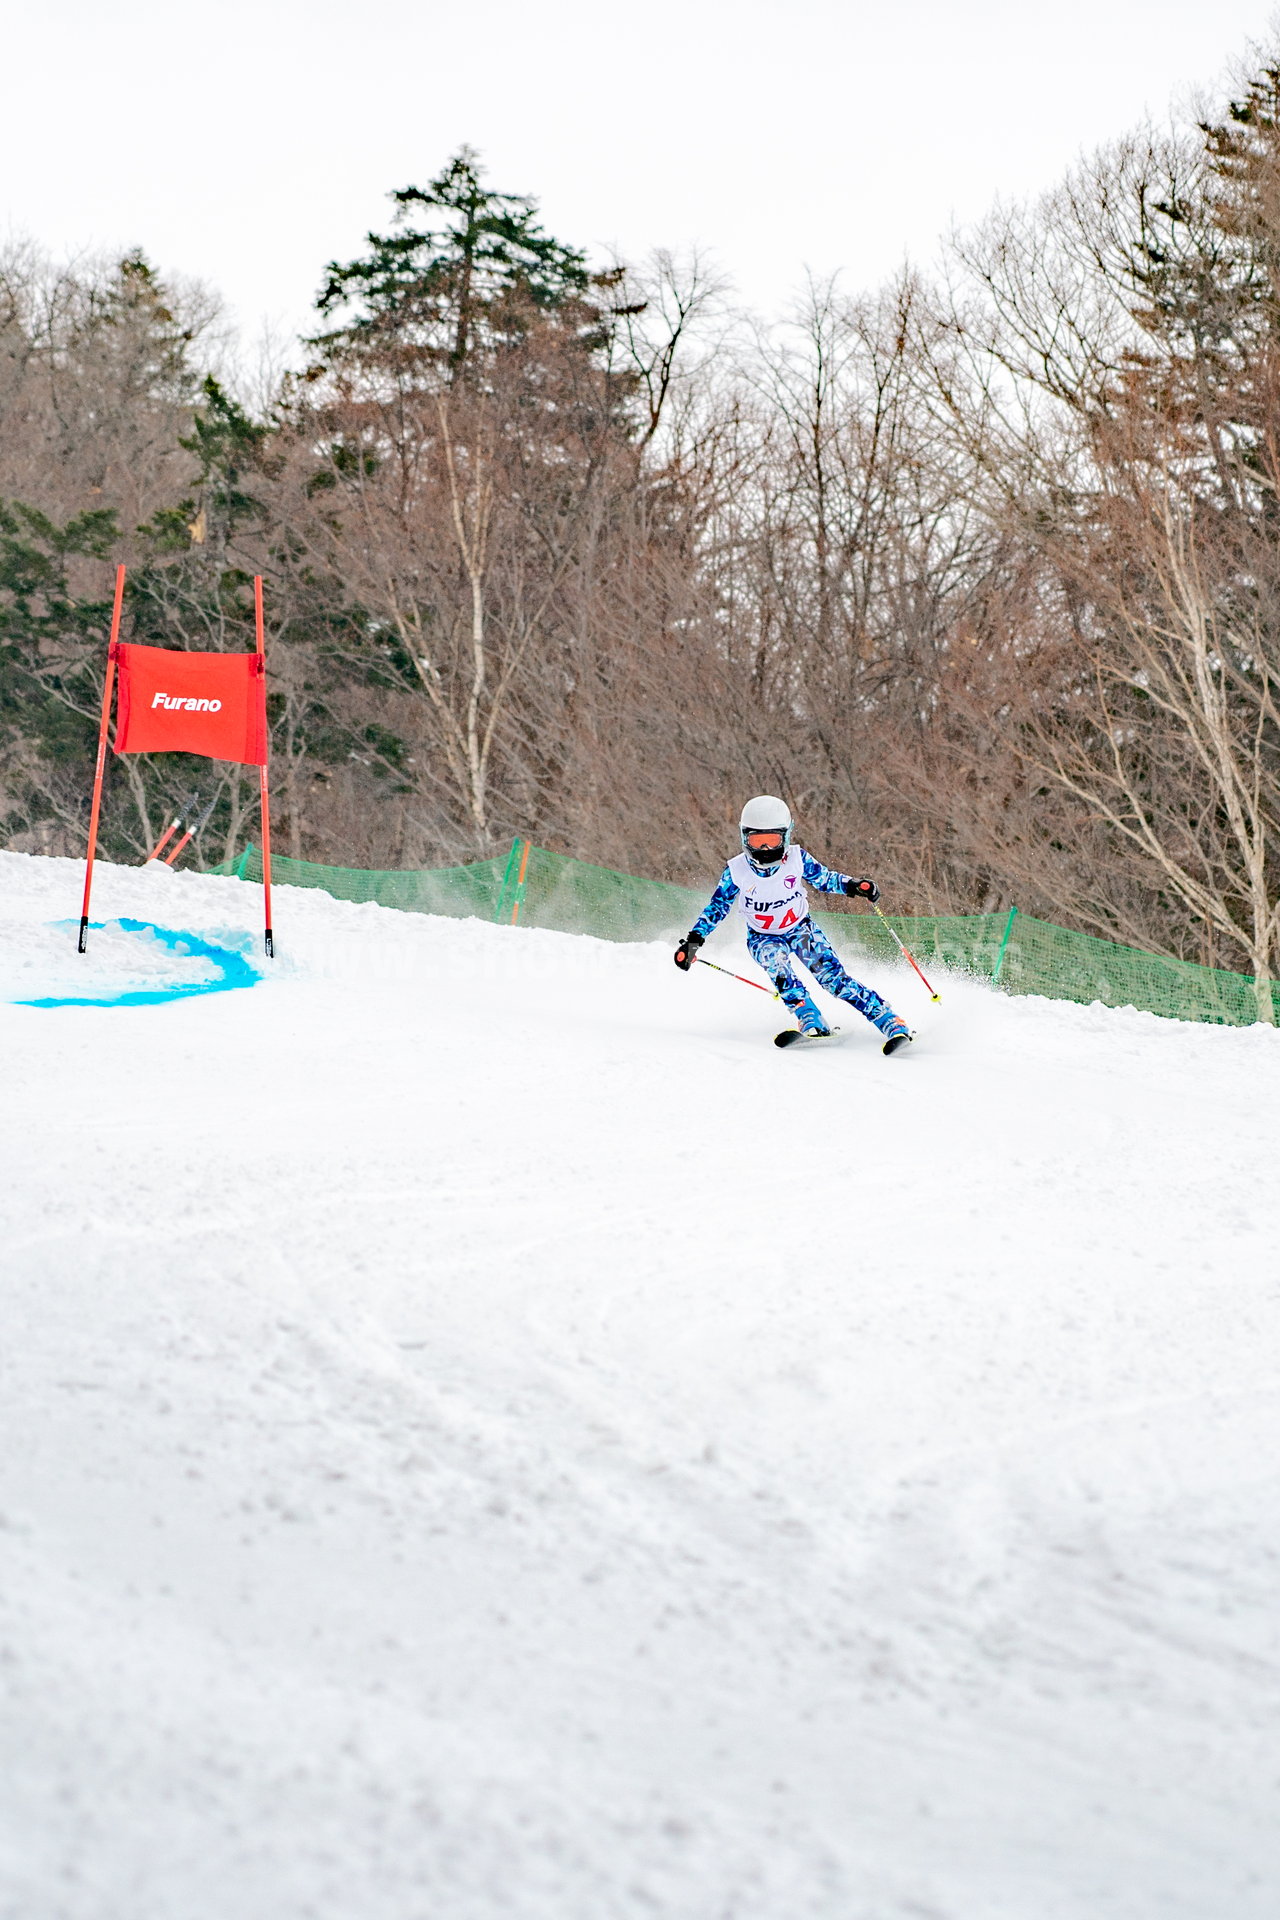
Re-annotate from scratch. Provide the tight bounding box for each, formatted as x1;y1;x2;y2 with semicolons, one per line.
674;930;704;971
844;876;880;904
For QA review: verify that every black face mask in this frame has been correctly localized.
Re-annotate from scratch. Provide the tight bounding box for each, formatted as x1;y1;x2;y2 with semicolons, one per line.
746;840;786;866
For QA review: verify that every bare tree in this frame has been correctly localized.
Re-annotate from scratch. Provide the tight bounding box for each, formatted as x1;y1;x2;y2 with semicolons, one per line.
927;99;1280;1011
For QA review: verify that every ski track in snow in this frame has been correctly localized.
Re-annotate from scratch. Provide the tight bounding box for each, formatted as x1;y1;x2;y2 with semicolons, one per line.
2;849;1279;1920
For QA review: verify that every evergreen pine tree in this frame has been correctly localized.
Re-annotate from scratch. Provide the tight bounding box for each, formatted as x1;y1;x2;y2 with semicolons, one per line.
311;147;590;377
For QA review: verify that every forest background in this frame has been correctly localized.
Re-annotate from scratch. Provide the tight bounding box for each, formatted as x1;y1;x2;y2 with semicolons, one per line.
6;42;1280;1009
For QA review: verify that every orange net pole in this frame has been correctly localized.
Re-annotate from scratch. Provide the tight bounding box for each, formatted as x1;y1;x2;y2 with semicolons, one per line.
511;837;531;924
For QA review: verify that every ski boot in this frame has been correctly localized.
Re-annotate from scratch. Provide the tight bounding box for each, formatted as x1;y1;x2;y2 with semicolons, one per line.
878;1016;913;1057
775;1014;836;1049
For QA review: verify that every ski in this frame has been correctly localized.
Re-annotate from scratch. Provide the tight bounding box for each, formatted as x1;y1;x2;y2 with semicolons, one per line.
774;1024;917;1054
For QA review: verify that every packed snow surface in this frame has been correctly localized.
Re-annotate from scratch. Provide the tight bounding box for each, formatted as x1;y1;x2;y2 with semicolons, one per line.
3;850;1279;1920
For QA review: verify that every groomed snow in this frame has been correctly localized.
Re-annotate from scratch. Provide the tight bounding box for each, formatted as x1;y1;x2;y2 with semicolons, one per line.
3;849;1279;1920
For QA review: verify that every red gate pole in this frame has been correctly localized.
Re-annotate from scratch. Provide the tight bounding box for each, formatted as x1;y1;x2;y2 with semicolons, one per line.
254;576;275;958
146;817;182;863
163;794;217;869
78;563;127;953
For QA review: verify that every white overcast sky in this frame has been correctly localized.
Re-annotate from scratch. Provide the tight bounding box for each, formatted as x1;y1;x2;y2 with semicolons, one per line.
2;0;1276;351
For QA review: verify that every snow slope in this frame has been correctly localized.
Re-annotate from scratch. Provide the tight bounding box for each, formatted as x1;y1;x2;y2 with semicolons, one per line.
3;849;1279;1920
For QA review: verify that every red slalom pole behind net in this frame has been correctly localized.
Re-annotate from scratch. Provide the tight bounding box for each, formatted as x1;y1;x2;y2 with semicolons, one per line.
147;818;182;862
254;576;274;958
163;795;217;870
78;563;127;953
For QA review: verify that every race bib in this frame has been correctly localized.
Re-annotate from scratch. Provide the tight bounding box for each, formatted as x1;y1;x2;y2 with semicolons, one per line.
728;847;810;934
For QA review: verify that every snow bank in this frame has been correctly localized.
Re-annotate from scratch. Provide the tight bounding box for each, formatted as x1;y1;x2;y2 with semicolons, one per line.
2;850;1279;1920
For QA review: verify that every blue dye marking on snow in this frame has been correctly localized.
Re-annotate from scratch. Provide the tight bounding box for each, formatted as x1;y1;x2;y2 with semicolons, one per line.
18;920;262;1009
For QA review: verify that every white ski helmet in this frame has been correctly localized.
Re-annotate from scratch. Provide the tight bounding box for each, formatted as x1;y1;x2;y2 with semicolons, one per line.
739;794;793;871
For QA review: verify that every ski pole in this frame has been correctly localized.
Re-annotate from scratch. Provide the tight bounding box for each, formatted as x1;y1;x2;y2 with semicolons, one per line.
694;955;782;1001
872;903;940;1002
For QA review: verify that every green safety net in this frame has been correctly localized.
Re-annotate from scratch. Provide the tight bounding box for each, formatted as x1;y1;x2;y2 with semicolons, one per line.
217;841;708;943
213;839;1279;1027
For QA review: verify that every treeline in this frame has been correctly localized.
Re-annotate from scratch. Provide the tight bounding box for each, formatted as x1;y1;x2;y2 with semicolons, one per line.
4;62;1280;1010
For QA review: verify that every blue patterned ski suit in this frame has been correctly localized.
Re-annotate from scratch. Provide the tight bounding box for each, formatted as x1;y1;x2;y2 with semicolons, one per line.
691;849;898;1034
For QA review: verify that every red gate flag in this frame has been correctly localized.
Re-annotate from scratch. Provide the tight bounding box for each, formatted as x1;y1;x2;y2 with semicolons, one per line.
113;642;267;765
79;567;276;960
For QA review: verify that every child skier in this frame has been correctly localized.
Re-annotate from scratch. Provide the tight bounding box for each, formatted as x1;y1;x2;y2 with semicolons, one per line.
674;795;914;1053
